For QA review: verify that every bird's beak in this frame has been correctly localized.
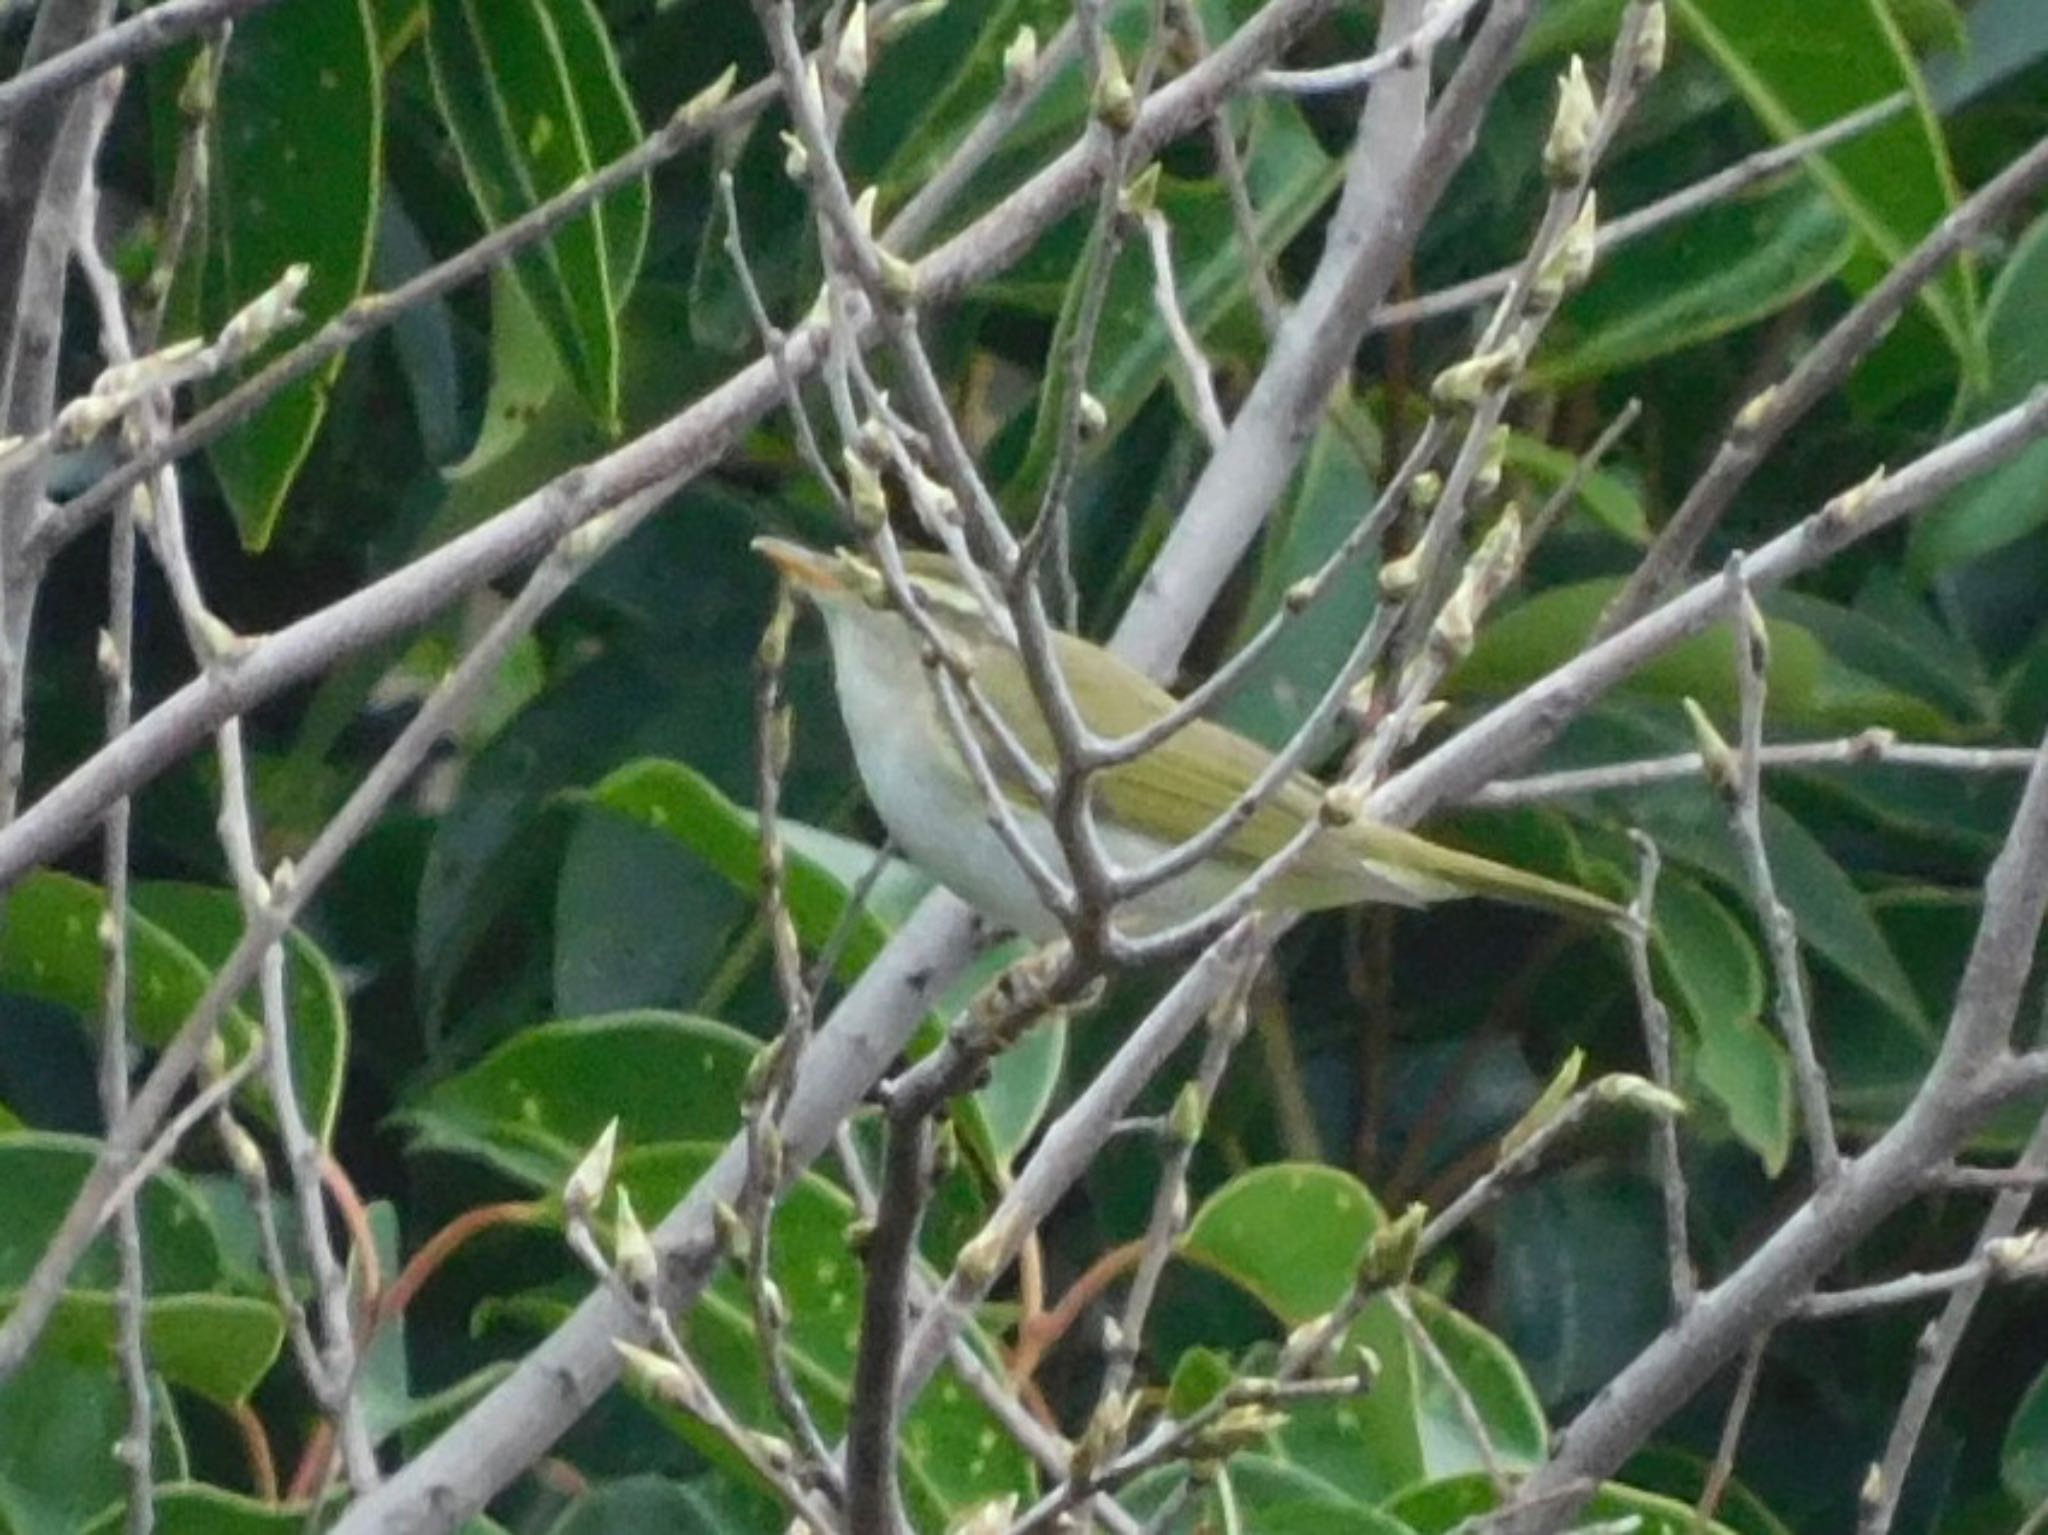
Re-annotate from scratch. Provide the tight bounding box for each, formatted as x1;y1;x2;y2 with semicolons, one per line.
751;536;845;595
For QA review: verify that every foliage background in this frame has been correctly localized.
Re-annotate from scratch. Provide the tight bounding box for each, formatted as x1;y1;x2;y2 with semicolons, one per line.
7;0;2048;1530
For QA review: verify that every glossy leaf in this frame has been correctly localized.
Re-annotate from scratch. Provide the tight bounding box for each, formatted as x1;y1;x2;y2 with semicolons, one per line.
79;1486;508;1535
1179;1162;1384;1325
1455;580;1954;740
130;882;352;1146
1002;96;1340;506
172;0;381;547
0;1132;223;1294
1674;0;1984;401
2004;1360;2048;1506
1651;870;1791;1171
1389;1470;1744;1534
1215;403;1382;750
425;0;646;425
1407;1290;1548;1476
587;757;930;979
1532;189;1854;389
400;1011;760;1187
37;1292;284;1406
1909;209;2048;576
0;875;349;1144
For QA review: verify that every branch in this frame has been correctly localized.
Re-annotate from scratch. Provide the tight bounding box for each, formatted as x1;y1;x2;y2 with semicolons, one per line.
1600;131;2048;634
0;0;277;127
1484;722;2048;1532
1112;0;1537;677
1371;386;2048;823
0;0;1350;891
1466;732;2041;808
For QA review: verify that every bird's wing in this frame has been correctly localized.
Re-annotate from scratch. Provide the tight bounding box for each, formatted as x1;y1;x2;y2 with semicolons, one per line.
969;631;1360;878
969;632;1621;921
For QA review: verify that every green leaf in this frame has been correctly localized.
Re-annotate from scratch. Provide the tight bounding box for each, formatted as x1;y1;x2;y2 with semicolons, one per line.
400;1011;761;1187
1650;871;1792;1171
0;1347;181;1535
1178;1163;1383;1325
1407;1290;1548;1476
1530;189;1854;389
2004;1360;2048;1506
79;1486;509;1535
0;1132;224;1295
1674;0;1984;402
973;1011;1067;1165
425;0;646;426
1213;405;1382;751
1502;430;1649;545
1454;579;1954;739
1909;209;2048;576
587;757;931;979
1693;1008;1794;1175
437;270;611;543
1388;1470;1744;1534
38;1292;284;1406
1618;785;1931;1035
1002;96;1340;507
0;874;348;1143
1166;1345;1236;1419
129;883;351;1147
171;0;381;547
542;1474;780;1535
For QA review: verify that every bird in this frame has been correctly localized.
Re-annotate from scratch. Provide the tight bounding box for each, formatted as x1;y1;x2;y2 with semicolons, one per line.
754;536;1620;942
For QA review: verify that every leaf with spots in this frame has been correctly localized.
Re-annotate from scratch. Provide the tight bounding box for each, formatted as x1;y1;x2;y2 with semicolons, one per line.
0;873;350;1144
164;0;381;547
398;1011;761;1187
1178;1162;1385;1324
425;0;647;428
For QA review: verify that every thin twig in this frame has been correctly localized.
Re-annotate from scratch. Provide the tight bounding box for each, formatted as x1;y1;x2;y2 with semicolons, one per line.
1722;559;1839;1181
1857;1109;2048;1533
1468;732;2041;808
1625;833;1695;1313
1370;93;1911;335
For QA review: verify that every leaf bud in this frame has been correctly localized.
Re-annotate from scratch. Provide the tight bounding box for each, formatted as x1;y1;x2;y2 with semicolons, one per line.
833;2;870;88
1168;1081;1206;1146
1002;26;1039;94
1593;1071;1687;1118
675;65;737;129
1093;41;1137;132
1682;697;1740;800
613;1188;658;1298
844;447;890;531
1501;1047;1585;1159
1357;1201;1426;1289
1430;345;1521;410
1632;2;1668;85
1544;56;1599;184
1377;548;1422;602
614;1340;696;1407
564;1118;620;1222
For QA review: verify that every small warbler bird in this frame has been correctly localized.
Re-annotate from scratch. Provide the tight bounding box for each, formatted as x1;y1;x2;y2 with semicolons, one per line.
754;537;1619;940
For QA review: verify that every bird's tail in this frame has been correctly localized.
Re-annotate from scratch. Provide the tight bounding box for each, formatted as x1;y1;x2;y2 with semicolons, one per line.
1345;820;1624;926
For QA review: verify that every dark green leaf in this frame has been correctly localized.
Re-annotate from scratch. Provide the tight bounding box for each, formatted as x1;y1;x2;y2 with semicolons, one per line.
425;0;646;425
174;0;381;546
401;1011;760;1186
1531;190;1854;389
